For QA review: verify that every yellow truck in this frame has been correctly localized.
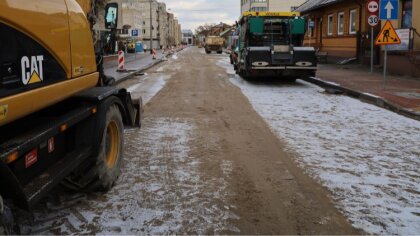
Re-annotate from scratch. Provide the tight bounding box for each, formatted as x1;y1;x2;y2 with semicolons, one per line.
0;1;141;233
205;36;224;54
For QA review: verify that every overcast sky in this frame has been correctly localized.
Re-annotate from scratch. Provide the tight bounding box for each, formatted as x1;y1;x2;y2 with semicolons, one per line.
159;0;240;32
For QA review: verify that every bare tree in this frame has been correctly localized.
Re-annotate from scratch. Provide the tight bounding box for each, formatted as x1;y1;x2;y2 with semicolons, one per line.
195;23;217;35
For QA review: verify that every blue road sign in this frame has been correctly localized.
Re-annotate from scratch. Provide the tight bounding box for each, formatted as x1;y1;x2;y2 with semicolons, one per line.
131;29;138;37
309;21;315;29
379;0;398;20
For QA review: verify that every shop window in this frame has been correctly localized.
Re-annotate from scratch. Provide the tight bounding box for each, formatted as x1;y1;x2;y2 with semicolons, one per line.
402;0;412;28
328;14;333;35
349;9;357;34
338;12;344;35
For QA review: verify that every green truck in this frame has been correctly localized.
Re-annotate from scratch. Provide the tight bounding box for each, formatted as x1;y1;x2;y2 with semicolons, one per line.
237;12;317;80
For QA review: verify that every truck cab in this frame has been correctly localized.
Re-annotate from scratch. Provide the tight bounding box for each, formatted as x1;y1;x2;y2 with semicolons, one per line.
238;12;317;80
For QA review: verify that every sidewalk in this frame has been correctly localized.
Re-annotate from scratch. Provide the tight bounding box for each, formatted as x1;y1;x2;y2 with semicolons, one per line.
304;63;420;120
103;50;168;83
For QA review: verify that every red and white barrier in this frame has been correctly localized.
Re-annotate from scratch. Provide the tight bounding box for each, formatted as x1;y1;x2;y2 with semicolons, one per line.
117;50;126;72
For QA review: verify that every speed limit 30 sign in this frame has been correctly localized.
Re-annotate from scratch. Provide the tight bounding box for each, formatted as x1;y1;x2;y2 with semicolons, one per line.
368;15;379;27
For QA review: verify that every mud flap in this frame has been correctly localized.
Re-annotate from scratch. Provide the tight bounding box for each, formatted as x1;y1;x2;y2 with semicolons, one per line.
132;97;143;127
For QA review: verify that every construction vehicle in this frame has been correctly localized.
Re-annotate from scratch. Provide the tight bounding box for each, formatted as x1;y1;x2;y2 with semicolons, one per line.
0;0;141;233
205;36;224;54
237;12;317;80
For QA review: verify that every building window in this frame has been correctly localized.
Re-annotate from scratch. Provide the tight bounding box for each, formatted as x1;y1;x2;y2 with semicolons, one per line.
349;9;357;34
402;0;412;28
328;14;333;36
337;12;344;35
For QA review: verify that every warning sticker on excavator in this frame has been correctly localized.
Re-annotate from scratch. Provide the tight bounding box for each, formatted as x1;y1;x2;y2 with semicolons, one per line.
0;105;8;121
375;20;401;45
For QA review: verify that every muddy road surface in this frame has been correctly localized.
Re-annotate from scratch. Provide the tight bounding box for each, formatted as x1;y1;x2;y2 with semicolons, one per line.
17;47;360;234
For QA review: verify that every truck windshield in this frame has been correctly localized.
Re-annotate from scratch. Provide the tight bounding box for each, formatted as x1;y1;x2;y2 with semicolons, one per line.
249;18;290;46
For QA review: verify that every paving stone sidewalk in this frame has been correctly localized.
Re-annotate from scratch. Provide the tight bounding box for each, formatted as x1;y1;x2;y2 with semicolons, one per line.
104;51;165;83
307;63;420;120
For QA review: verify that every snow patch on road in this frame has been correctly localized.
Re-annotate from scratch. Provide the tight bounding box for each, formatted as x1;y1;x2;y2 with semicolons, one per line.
19;118;238;235
171;54;178;60
156;66;164;72
126;74;169;104
216;60;235;75
218;58;420;235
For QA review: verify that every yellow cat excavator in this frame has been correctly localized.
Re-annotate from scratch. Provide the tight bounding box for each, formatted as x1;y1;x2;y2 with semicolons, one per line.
0;1;141;233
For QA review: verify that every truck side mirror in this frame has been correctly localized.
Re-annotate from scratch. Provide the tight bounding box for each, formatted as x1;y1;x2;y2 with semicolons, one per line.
105;3;118;29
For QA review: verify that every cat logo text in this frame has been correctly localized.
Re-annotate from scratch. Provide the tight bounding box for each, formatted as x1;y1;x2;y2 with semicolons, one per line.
21;55;44;85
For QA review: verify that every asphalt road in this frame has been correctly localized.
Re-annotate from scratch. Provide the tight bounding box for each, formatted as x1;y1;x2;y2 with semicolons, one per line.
15;47;419;234
15;47;358;235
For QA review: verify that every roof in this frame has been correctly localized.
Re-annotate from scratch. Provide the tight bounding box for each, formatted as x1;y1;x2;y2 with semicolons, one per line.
219;28;232;37
295;0;345;13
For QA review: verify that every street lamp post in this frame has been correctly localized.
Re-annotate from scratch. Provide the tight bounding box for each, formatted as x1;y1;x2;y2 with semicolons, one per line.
149;0;153;54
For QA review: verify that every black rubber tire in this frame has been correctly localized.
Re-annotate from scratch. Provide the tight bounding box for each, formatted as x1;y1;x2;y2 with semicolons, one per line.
206;51;210;54
0;196;13;235
230;56;233;64
63;104;124;192
217;51;222;54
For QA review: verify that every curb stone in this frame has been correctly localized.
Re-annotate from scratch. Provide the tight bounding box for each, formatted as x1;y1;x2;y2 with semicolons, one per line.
113;58;165;84
302;76;420;121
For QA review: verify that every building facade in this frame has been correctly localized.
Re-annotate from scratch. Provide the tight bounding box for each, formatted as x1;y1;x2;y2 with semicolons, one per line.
174;19;182;45
241;0;306;14
167;13;175;46
157;2;168;49
121;1;143;40
297;0;420;76
93;0;182;52
136;0;160;50
182;29;193;45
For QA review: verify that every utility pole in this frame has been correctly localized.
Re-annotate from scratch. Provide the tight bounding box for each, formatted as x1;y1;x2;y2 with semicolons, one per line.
149;0;153;54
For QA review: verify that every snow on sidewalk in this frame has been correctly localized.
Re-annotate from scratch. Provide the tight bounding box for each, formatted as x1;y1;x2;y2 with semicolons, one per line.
218;58;420;235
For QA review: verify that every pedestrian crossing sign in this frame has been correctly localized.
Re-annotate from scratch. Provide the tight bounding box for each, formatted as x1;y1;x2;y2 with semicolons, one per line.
375;20;401;45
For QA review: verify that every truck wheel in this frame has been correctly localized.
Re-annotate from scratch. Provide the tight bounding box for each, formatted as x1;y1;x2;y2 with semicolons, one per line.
63;104;124;192
0;196;14;235
206;51;210;54
96;104;124;190
217;51;222;54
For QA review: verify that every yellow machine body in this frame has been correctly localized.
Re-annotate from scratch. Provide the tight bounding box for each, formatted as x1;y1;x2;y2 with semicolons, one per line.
0;0;99;126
